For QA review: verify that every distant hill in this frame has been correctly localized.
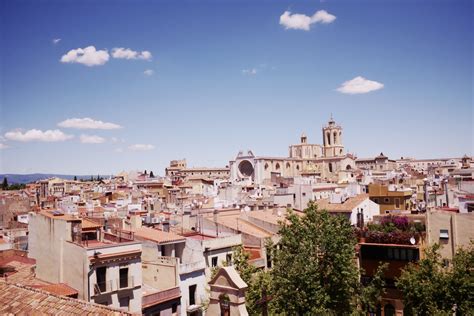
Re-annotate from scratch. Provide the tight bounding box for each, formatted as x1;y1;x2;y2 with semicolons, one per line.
0;174;110;184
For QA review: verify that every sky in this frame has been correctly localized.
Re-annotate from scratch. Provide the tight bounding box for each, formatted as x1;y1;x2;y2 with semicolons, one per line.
0;0;472;175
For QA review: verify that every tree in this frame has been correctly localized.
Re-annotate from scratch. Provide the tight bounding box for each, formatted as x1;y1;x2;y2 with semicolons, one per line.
359;263;388;314
90;175;94;182
396;243;474;315
73;176;77;181
231;245;274;316
270;203;360;314
149;171;155;178
2;177;8;190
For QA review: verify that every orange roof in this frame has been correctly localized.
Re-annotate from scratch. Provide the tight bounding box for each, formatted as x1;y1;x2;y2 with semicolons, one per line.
315;194;370;212
0;280;135;315
81;218;102;230
38;283;78;297
134;227;185;244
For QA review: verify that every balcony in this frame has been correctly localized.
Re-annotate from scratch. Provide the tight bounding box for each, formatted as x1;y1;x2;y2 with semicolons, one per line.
118;276;136;289
94;280;114;295
142;286;181;308
93;277;138;296
356;215;425;246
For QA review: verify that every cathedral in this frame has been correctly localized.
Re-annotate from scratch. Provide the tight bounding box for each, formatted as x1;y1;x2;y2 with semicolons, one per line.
229;117;356;185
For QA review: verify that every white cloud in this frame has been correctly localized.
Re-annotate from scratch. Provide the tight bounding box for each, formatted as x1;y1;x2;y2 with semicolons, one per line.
242;68;257;75
279;10;336;31
52;38;61;44
80;134;106;144
128;144;155;151
4;129;73;142
336;76;384;94
111;48;152;60
60;46;109;66
144;69;154;76
58;118;122;130
0;143;9;149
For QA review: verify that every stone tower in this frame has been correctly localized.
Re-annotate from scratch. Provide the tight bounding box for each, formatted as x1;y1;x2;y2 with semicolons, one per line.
322;116;345;158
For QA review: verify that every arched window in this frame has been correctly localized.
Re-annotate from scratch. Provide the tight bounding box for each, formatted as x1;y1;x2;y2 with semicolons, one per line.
329;163;333;173
346;165;351;170
264;163;269;171
296;165;300;171
327;132;330;145
286;162;291;169
334;131;338;144
275;163;280;170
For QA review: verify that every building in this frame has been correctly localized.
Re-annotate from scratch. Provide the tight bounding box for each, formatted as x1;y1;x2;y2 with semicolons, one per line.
229;118;356;185
0;279;134;315
426;209;474;260
314;193;380;226
368;184;413;213
356;153;397;171
28;211;143;313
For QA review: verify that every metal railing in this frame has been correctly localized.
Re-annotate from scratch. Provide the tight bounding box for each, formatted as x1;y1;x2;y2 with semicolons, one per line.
94;280;114;295
142;287;180;307
118;276;135;289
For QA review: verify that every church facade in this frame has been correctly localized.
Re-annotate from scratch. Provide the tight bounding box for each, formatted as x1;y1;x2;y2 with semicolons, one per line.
229;118;356;185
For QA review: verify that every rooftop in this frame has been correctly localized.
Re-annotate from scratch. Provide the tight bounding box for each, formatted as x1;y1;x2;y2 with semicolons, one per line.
134;227;186;244
314;194;370;212
0;280;135;315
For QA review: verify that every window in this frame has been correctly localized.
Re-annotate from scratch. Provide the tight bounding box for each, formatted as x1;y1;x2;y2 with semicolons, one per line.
119;267;129;288
226;254;232;265
328;163;333;173
275;163;280;170
96;266;107;292
211;256;218;267
172;303;178;314
189;284;196;306
395;198;400;209
440;229;449;239
384;198;390;203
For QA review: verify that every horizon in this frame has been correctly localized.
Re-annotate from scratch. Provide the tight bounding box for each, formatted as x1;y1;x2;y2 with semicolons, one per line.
1;1;472;175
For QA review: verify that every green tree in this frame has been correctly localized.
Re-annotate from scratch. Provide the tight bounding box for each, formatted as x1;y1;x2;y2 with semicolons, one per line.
396;243;474;315
2;177;8;190
270;203;361;314
230;245;274;316
149;171;155;178
73;176;77;181
359;263;388;314
90;175;94;182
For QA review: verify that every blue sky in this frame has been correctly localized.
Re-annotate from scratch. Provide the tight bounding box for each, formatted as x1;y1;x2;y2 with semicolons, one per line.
0;0;472;175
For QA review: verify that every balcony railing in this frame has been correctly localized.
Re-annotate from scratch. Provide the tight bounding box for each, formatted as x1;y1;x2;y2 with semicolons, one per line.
118;276;135;289
94;280;114;295
142;287;181;307
93;277;137;295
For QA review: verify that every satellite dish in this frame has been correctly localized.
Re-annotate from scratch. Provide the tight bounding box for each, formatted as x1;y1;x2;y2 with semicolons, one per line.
409;237;416;245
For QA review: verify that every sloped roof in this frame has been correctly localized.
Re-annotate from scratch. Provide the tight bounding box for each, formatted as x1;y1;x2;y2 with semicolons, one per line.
0;280;134;315
315;194;370;212
134;226;185;244
209;266;248;290
38;283;78;297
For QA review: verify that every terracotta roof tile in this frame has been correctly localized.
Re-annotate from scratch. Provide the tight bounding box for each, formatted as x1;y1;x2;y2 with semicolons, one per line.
0;280;135;315
315;194;370;212
134;227;185;244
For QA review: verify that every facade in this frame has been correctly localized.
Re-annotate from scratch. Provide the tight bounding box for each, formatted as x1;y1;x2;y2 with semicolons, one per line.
229;118;356;185
426;210;474;260
207;266;248;316
28;211;143;313
356;153;397;171
368;184;413;213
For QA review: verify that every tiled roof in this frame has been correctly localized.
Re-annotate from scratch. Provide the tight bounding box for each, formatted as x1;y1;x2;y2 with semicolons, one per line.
81;218;102;230
38;283;78;297
314;194;370;212
134;227;185;244
0;280;135;315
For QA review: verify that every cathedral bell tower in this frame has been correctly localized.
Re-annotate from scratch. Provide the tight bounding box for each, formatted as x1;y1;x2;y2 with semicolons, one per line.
322;115;345;158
